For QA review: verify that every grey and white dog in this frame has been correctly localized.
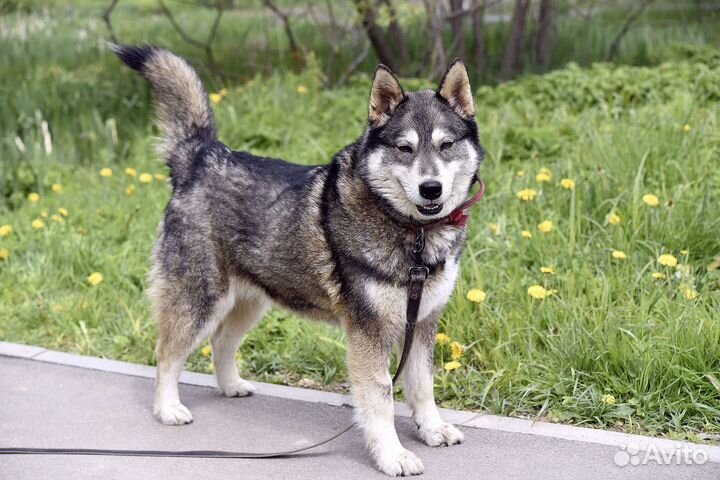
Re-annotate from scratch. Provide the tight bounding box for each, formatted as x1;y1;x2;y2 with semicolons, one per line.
114;44;482;476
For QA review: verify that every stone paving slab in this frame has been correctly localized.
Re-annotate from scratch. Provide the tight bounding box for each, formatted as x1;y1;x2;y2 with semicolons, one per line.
0;349;718;479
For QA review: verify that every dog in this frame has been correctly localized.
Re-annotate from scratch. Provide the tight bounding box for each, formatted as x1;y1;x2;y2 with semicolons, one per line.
114;44;482;476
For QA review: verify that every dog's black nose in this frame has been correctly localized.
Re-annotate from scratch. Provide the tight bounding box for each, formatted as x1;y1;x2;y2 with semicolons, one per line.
419;181;442;200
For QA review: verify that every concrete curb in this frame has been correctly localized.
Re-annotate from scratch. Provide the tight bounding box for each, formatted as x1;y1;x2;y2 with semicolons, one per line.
2;340;719;464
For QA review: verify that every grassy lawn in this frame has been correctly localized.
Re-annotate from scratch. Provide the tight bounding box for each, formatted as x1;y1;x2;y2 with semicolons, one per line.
1;2;720;442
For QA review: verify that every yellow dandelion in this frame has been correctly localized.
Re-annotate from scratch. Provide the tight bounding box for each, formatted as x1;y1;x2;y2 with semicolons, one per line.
50;214;64;223
683;124;691;132
0;248;9;261
560;178;575;190
0;224;12;237
51;183;63;194
87;272;103;286
444;361;462;371
125;184;136;196
536;171;551;183
139;173;153;184
205;363;215;373
611;250;627;260
601;394;616;405
521;230;533;239
537;220;553;233
450;342;464;361
540;266;556;275
28;192;40;203
209;93;222;105
652;272;666;280
466;288;487;303
154;173;167;182
516;188;538;201
528;285;550;299
296;85;308;95
516;170;525;177
40;209;49;218
125;167;137;177
489;223;500;235
658;254;678;267
681;286;698;300
680;249;689;256
642;193;659;207
436;333;451;345
31;219;45;230
58;207;69;217
219;88;228;97
100;167;113;177
201;345;212;357
608;213;621;226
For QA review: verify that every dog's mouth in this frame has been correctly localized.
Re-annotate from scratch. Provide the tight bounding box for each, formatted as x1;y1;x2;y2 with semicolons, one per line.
416;203;443;216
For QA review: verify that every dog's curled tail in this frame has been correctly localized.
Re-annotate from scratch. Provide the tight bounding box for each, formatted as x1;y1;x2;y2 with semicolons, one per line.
112;44;217;187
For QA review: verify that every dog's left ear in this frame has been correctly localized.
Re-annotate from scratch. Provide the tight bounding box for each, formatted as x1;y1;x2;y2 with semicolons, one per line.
437;59;475;119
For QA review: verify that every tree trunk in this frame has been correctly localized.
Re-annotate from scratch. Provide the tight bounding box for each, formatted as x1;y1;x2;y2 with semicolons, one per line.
449;0;466;60
354;0;398;71
381;0;409;66
472;0;487;75
534;0;553;67
500;0;530;80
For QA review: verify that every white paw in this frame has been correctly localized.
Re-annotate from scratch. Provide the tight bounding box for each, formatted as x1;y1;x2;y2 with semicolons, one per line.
417;422;464;447
219;379;256;397
376;448;424;477
154;403;193;425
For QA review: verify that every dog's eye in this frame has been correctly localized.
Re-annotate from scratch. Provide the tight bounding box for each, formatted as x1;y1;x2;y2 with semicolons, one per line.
440;141;454;151
396;145;413;154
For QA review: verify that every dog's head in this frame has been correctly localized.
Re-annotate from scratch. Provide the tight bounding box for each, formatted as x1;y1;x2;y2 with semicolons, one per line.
357;59;483;223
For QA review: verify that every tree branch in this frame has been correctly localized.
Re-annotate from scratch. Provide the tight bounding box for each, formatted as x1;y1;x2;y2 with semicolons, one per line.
262;0;305;68
100;0;120;43
607;0;656;61
157;0;223;68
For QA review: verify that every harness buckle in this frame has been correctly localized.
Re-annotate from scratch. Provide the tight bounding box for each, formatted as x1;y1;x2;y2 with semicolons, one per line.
408;265;429;282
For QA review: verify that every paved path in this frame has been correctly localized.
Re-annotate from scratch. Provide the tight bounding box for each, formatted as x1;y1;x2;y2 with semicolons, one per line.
1;345;719;479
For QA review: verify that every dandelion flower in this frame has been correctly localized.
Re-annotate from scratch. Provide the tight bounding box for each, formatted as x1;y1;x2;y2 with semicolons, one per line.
489;223;500;235
0;248;9;260
58;207;69;217
444;361;461;371
209;93;222;105
296;85;308;95
50;214;64;223
611;250;627;260
28;192;40;202
436;333;451;345
51;183;63;194
528;285;550;299
652;272;666;280
642;194;659;207
521;230;533;239
683;124;691;132
467;288;486;303
0;224;12;237
657;254;677;267
681;286;698;300
205;363;215;373
31;219;45;230
125;167;137;177
537;220;553;233
450;342;464;361
516;188;538;201
87;272;103;286
201;345;212;357
540;266;556;275
560;178;575;190
680;249;689;256
139;173;153;184
100;167;113;177
536;167;552;183
516;170;525;177
154;173;167;182
40;209;49;218
126;184;136;196
601;394;616;405
608;213;621;225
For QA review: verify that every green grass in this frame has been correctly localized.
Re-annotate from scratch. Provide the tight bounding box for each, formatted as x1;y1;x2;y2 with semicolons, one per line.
1;2;720;442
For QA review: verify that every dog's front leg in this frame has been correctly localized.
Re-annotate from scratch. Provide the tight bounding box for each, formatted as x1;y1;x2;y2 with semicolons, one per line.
346;327;424;477
403;311;464;447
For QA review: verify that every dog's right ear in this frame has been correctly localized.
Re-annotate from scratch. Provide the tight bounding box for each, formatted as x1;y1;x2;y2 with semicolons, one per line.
368;65;405;127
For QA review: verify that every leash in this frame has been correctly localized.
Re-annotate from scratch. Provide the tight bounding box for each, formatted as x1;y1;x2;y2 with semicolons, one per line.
0;175;485;460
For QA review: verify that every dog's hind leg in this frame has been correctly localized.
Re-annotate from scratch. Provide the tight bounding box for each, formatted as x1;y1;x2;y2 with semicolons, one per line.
211;297;269;397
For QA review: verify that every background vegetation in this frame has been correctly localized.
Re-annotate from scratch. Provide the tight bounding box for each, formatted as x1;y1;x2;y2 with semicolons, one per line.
1;0;719;442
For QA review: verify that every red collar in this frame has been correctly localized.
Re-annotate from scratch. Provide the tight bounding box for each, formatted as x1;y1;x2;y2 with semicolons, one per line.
407;174;485;232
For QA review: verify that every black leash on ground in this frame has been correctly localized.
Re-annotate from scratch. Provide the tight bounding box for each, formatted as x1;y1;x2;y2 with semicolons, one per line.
0;177;485;459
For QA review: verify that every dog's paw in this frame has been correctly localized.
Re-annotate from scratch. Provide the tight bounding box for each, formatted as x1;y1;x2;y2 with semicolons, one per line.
154;403;193;425
375;448;424;477
417;422;464;447
219;379;256;397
